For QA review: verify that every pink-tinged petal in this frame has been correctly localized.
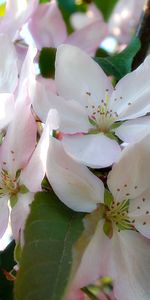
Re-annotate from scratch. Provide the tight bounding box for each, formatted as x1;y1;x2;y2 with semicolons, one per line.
20;109;59;192
115;116;150;143
107;134;150;202
28;1;67;49
66;223;150;300
0;0;38;41
0;95;37;175
0;34;18;93
0;196;9;239
18;45;37;96
15;42;28;74
65;20;107;56
71;4;103;30
32;79;90;133
0;93;14;129
128;188;150;239
65;220;111;300
11;192;34;243
110;55;150;120
62;133;121;168
46;137;104;212
55;44;113;106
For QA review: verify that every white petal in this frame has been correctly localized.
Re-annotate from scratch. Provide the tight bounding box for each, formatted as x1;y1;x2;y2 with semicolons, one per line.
110;55;150;120
0;94;14;130
115;116;150;143
62;133;121;168
66;223;150;300
128;188;150;239
46;137;104;212
108;134;150;202
11;192;34;243
20;109;59;192
32;79;90;133
0;196;9;239
0;34;18;93
65;20;107;56
18;45;37;96
55;44;113;106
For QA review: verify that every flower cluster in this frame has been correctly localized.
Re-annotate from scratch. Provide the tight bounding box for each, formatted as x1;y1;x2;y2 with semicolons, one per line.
0;1;149;300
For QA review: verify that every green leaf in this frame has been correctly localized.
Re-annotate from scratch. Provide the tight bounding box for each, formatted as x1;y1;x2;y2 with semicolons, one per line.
95;37;141;80
0;241;16;300
93;0;118;21
14;192;84;300
103;220;113;239
39;47;56;78
39;0;50;3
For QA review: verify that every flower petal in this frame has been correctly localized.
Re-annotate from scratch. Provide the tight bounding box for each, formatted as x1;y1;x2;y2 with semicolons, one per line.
20;109;59;192
28;1;67;49
115;116;150;143
62;133;121;168
128;187;150;239
0;94;37;175
55;44;113;106
0;34;18;93
0;196;9;239
110;55;150;120
46;137;104;212
66;221;150;300
32;79;90;133
0;93;14;130
0;0;38;40
11;192;34;243
65;20;107;56
107;134;150;202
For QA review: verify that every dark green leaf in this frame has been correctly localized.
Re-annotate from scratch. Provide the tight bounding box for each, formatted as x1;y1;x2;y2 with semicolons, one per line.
14;192;84;300
93;0;118;21
0;241;15;300
39;47;56;78
95;37;141;80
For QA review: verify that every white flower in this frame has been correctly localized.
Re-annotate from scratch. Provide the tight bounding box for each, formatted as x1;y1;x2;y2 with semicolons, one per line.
32;45;150;168
65;134;150;300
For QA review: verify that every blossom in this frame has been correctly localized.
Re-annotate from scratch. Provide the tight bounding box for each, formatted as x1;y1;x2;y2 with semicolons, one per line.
32;44;150;168
0;0;38;41
65;134;150;300
109;0;144;44
28;0;107;55
0;89;37;240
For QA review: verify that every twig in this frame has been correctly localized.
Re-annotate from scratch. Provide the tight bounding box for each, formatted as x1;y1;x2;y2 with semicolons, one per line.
132;0;150;69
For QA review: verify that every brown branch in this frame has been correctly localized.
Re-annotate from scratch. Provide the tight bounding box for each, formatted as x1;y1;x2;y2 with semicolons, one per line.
132;0;150;69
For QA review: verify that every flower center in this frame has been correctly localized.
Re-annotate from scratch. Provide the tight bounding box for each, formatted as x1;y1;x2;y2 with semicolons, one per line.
100;190;134;238
0;169;19;198
105;199;132;231
85;90;118;133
